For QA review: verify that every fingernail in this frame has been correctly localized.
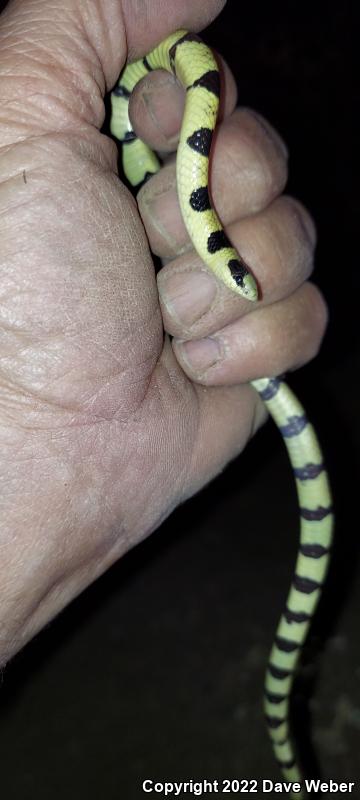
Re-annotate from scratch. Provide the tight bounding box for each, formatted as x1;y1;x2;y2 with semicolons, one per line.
142;75;183;143
178;337;222;372
160;271;217;325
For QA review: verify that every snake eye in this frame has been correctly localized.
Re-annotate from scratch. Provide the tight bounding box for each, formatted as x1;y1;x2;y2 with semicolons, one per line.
228;258;249;288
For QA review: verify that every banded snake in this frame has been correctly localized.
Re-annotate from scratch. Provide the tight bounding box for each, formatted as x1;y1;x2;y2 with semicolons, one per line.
110;30;334;798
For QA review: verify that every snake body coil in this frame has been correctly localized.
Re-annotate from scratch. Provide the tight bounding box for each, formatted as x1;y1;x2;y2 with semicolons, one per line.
111;30;334;797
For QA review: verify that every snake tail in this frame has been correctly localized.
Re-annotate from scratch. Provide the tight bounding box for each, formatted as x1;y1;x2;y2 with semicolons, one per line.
111;31;334;797
253;377;333;796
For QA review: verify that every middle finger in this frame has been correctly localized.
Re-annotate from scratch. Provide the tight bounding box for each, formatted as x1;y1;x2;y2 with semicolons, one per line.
138;107;288;258
158;193;317;341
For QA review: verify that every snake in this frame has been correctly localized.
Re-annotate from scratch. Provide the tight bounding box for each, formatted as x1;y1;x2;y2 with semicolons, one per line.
110;30;334;797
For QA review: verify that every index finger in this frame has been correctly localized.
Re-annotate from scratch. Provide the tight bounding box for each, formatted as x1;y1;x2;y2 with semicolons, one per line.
128;54;238;153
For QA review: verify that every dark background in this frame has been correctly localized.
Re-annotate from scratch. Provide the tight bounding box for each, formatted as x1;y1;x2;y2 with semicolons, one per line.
0;1;358;798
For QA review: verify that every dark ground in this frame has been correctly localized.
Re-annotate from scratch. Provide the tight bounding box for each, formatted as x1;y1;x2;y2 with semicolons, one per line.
0;1;359;798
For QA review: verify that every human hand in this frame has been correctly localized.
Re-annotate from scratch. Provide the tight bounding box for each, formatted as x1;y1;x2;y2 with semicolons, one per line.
0;0;327;665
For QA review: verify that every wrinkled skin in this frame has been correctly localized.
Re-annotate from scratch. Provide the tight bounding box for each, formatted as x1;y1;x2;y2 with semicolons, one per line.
0;0;327;665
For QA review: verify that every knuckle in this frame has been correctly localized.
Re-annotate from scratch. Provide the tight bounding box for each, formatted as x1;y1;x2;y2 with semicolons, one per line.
236;107;289;193
307;283;329;351
214;55;239;118
218;110;288;210
295;283;329;366
240;107;288;161
277;283;329;372
270;195;317;284
283;196;317;250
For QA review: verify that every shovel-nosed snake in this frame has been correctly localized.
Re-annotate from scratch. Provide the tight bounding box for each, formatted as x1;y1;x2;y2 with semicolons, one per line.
110;30;334;798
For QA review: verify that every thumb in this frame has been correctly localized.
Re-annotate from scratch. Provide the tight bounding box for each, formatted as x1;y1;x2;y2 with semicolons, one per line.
0;0;226;139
